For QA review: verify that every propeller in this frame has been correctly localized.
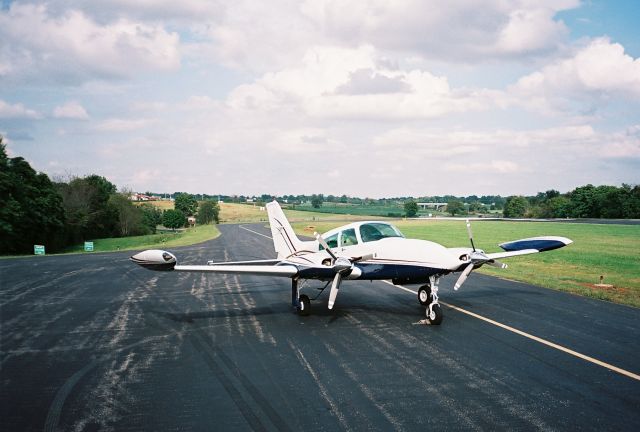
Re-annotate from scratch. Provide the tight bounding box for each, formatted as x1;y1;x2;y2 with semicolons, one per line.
315;232;375;309
453;220;507;291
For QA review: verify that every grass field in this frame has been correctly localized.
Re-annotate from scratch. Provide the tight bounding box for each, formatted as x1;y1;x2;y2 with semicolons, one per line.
291;219;640;308
133;200;174;210
63;224;220;254
219;202;377;223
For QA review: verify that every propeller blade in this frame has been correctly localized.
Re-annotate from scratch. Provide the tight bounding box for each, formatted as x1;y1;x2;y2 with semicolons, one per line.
487;260;508;269
466;219;476;252
328;272;342;309
454;263;474;291
315;232;337;260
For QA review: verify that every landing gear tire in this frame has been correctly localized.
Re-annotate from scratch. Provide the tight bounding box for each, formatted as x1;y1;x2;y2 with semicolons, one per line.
426;303;443;325
418;285;432;306
297;294;310;316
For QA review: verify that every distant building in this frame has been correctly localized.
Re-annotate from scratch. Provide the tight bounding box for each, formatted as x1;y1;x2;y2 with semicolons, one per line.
129;193;159;202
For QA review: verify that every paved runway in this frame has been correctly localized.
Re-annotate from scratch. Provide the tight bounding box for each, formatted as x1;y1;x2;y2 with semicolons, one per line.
1;223;639;431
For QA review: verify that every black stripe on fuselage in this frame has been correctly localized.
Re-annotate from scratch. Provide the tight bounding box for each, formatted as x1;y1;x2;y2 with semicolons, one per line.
274;217;296;254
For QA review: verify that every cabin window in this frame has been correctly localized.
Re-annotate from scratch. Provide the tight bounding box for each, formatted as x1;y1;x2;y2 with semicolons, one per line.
359;223;404;243
319;233;339;250
340;229;358;246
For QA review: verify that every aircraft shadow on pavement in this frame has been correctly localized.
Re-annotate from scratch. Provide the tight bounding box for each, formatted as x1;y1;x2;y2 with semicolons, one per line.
151;301;425;325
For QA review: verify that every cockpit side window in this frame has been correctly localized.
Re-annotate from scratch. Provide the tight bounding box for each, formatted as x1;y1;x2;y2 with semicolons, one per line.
319;233;339;250
340;228;358;246
359;223;404;243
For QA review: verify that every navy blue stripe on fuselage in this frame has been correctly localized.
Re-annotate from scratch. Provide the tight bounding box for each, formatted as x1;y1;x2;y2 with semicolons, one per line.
295;262;446;283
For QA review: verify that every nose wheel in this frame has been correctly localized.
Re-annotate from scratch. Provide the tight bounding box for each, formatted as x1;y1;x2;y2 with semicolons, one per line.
418;285;432;306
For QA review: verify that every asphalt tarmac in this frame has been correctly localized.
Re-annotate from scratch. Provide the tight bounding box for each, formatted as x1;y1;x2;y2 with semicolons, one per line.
1;223;639;431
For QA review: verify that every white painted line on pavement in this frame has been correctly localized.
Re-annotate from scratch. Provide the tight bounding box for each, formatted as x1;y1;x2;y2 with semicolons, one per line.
381;280;640;382
239;225;272;239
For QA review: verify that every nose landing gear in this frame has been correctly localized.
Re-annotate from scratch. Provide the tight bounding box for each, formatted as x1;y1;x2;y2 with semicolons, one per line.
418;276;443;325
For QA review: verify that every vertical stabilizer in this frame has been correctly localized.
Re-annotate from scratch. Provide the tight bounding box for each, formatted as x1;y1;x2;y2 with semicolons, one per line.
266;201;314;258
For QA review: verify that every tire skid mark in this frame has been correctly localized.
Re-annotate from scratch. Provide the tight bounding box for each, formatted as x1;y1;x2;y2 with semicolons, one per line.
157;275;290;432
378;316;555;431
343;314;483;431
288;340;351;431
188;333;268;432
43;334;172;432
0;267;106;307
322;341;403;431
64;273;168;432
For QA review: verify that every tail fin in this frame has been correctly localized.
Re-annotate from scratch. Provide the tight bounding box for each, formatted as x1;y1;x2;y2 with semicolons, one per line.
266;201;315;259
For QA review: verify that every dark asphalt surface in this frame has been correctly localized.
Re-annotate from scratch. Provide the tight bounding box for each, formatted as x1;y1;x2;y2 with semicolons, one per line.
1;223;639;431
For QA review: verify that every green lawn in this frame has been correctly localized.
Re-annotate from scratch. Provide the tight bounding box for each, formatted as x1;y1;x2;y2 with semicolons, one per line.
63;224;220;254
292;219;640;308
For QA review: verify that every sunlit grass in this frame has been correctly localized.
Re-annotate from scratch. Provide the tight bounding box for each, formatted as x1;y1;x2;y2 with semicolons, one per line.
63;224;220;254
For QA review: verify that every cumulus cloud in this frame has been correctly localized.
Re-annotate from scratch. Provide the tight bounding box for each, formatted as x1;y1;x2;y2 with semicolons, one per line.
0;3;180;83
53;101;89;119
509;38;640;114
0;99;40;119
226;45;497;120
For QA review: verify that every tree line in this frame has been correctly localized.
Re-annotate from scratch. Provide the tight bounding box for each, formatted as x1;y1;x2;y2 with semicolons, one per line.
502;186;640;218
0;138;218;255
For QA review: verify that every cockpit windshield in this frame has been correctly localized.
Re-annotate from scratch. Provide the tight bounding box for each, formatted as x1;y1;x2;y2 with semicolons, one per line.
359;223;404;243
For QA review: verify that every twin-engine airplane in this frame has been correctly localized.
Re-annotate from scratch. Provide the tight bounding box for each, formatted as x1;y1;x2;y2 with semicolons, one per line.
131;201;572;324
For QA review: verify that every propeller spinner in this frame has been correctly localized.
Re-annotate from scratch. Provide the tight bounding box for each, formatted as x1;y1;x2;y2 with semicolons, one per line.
453;220;507;291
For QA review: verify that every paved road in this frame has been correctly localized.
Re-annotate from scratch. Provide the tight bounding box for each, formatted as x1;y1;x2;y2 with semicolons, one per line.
1;224;639;431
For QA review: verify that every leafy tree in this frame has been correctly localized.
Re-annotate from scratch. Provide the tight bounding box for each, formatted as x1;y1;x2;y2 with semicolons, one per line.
311;194;323;208
197;200;220;224
404;200;418;217
546;196;571;218
0;137;66;253
446;200;465;216
140;204;162;233
503;196;528;218
108;192;145;237
163;209;186;230
175;193;198;216
54;175;118;243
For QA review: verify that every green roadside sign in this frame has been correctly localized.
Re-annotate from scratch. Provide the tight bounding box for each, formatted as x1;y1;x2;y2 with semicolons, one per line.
34;245;45;255
84;241;94;252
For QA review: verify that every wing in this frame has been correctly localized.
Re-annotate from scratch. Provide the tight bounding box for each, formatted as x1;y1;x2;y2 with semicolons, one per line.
174;264;298;277
131;249;298;277
486;236;573;260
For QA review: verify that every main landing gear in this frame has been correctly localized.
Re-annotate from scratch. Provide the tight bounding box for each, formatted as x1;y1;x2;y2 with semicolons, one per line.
292;278;316;316
418;276;443;325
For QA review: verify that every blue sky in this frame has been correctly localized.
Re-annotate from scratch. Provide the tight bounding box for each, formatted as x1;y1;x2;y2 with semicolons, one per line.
1;1;638;197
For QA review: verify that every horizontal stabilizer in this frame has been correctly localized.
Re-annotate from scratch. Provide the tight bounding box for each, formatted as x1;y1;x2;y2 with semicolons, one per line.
499;236;572;253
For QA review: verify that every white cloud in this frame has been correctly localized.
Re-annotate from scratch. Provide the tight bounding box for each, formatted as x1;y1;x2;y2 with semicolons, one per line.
226;45;497;120
0;3;180;83
95;118;155;132
510;38;640;114
53;101;89;119
0;99;40;119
